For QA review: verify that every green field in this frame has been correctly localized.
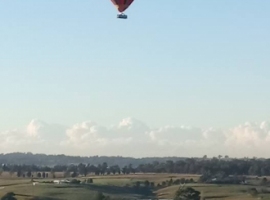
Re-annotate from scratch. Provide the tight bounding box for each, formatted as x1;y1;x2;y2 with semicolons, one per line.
1;174;270;200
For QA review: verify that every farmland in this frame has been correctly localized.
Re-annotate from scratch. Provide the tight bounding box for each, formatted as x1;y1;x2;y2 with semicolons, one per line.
1;173;270;200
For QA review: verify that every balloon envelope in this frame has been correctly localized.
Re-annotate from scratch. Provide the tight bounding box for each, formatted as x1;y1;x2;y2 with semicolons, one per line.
111;0;134;13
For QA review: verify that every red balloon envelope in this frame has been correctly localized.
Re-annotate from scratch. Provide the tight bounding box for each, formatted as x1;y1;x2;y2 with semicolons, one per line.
111;0;134;13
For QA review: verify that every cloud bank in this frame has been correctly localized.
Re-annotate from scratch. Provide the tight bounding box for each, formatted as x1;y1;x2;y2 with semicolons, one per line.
1;118;270;158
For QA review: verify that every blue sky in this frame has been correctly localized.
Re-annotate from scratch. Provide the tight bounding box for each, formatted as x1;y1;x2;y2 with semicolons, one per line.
0;0;270;156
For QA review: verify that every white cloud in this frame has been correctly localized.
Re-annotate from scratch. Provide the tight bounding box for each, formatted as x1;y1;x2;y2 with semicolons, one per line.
0;120;66;154
118;117;149;131
147;126;203;144
224;121;270;157
60;119;141;155
1;118;270;157
62;121;109;147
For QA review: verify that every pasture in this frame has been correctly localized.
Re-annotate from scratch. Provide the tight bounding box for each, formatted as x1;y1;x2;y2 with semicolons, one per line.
0;173;270;200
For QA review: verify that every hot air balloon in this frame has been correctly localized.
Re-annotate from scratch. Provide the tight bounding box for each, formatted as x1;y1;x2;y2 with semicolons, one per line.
111;0;134;19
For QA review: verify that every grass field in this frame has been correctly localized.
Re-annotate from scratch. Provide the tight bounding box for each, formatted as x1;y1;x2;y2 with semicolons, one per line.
0;174;270;200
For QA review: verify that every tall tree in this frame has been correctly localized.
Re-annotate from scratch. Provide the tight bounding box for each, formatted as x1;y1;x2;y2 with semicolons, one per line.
17;169;22;178
42;172;46;178
26;171;32;178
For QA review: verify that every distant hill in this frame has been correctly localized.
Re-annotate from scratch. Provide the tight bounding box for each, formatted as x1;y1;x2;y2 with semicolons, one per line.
0;152;186;167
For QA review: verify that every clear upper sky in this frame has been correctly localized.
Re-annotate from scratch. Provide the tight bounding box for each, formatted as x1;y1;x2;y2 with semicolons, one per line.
1;0;270;131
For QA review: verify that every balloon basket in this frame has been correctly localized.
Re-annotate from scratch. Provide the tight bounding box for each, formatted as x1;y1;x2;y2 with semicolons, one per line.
117;13;128;19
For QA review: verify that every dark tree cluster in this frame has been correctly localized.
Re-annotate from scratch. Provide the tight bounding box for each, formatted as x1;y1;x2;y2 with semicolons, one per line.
0;152;184;167
1;157;270;178
174;187;201;200
136;158;270;177
0;162;124;178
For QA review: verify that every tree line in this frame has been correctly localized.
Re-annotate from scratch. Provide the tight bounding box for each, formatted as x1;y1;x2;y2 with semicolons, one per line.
136;157;270;176
0;152;184;167
1;157;270;177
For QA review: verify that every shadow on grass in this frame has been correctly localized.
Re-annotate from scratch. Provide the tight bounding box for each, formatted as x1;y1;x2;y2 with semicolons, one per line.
86;184;154;198
203;195;229;199
40;191;66;197
0;182;30;187
55;184;154;198
28;197;62;200
16;194;62;200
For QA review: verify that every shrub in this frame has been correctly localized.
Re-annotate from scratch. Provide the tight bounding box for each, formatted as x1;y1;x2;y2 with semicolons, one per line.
248;188;258;197
1;192;17;200
174;187;200;200
261;177;268;185
161;181;166;186
70;179;81;184
87;178;93;184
